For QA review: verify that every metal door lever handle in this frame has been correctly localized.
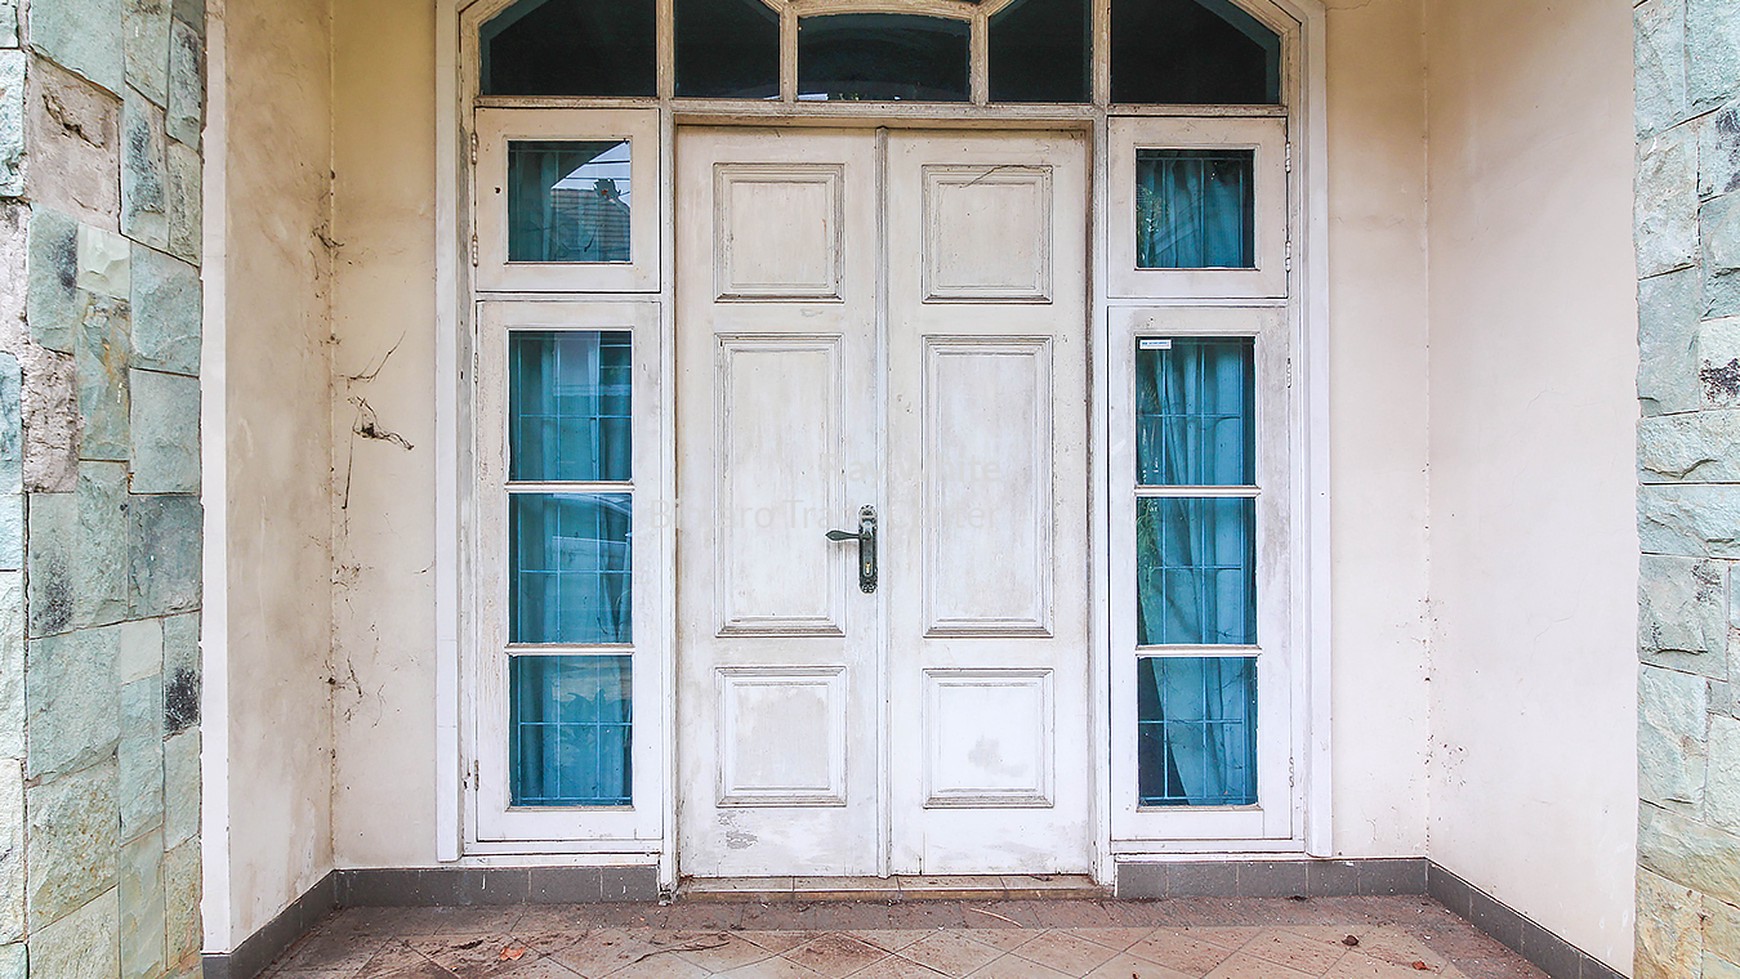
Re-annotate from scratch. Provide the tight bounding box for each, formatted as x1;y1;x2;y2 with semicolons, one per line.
825;505;877;594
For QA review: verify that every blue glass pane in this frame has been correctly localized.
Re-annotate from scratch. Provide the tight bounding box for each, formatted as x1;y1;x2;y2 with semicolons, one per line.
511;494;632;644
482;0;655;97
1137;656;1257;806
989;0;1090;103
511;655;632;806
510;331;632;483
508;141;633;263
1136;497;1255;645
1112;0;1281;105
798;15;970;102
1137;338;1254;486
1136;150;1254;269
676;0;780;98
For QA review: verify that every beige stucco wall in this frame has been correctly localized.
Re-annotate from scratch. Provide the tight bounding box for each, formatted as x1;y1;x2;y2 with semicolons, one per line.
1423;0;1639;971
209;0;337;949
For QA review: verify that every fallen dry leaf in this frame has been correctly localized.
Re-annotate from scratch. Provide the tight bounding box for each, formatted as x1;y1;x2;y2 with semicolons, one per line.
499;947;527;961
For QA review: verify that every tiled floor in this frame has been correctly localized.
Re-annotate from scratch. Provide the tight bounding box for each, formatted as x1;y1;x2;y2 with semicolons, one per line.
262;897;1546;979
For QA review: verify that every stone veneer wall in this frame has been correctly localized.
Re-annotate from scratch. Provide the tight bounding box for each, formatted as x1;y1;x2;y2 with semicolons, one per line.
0;0;205;975
1635;0;1740;976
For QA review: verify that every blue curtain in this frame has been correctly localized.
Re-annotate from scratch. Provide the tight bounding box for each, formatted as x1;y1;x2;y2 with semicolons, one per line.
510;493;633;645
510;330;632;482
511;655;632;806
1135;150;1254;269
1138;657;1257;806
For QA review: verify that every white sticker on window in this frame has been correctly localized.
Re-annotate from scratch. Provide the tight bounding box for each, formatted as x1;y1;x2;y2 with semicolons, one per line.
1138;338;1173;350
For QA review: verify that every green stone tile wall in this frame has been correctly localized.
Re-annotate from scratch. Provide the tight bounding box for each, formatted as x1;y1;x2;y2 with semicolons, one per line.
0;0;205;976
1636;0;1740;976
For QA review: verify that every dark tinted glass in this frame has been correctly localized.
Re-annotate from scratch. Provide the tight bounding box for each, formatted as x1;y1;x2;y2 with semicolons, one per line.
1112;0;1281;104
482;0;656;97
507;141;634;263
676;0;780;98
1135;150;1255;268
797;14;970;102
989;0;1091;103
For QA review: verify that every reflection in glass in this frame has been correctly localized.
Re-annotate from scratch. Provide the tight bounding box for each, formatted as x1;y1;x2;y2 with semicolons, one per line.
482;0;656;97
797;14;970;102
989;0;1091;103
1136;497;1255;646
1136;338;1253;486
1112;0;1281;104
1135;150;1254;269
511;494;632;644
676;0;780;98
509;141;633;264
1137;656;1257;806
510;331;632;483
511;655;633;806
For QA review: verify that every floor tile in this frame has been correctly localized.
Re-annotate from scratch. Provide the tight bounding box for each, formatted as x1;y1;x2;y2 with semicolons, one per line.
1080;954;1194;979
670;933;778;973
848;930;935;952
1200;952;1317;979
1125;932;1236;977
1069;928;1155;952
782;934;890;978
1009;931;1118;976
968;954;1074;979
900;932;1004;978
1240;929;1349;973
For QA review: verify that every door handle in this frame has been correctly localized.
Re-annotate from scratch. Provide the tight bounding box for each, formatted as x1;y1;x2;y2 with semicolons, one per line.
825;505;877;594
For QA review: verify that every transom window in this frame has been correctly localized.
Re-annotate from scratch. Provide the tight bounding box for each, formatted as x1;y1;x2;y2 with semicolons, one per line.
478;0;1283;105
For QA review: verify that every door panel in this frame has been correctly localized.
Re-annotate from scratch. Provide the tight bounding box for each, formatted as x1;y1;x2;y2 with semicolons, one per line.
677;130;881;877
885;132;1092;875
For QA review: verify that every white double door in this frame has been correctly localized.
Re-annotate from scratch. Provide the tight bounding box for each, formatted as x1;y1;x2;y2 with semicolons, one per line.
676;127;1091;877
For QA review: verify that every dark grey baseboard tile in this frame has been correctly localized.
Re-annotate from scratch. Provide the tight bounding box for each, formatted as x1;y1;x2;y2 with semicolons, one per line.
1425;863;1624;979
1113;857;1426;900
202;871;339;979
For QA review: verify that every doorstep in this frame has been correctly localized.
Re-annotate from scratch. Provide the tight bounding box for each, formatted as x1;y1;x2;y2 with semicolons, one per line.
679;874;1106;902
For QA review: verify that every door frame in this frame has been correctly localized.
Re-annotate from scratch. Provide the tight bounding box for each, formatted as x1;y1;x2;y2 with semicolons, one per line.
435;0;1335;885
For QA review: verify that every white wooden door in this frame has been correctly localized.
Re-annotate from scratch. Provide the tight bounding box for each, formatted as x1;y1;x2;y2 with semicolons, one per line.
677;127;1089;877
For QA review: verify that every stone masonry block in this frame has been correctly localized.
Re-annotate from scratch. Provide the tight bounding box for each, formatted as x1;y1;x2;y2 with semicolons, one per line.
0;573;20;760
127;492;199;616
76;224;128;298
119;92;166;249
27;462;128;635
26;623;121;779
26;208;80;353
1641;802;1740;906
0;0;16;47
75;296;130;463
122;0;168;106
1641;410;1740;483
1708;898;1740;969
28;886;118;979
118;831;163;979
0;51;22;198
161;613;195;734
128;245;197;375
115;616;158;685
1698;317;1740;407
1711;714;1740;833
27;0;125;95
1637;867;1704;979
1639;125;1700;277
1640;267;1704;415
0;204;21;341
165;18;199;148
1638;0;1689;136
26;759;117;929
118;675;161;840
127;369;195;493
0;352;19;497
24;60;120;226
1640;555;1729;671
164;140;196;262
18;343;79;494
0;759;20;944
0;946;21;979
161;839;196;969
1641;664;1710;809
1705;104;1740;202
1641;484;1740;558
1706;195;1740;318
1689;0;1740;111
169;0;201;38
0;496;17;573
161;730;195;848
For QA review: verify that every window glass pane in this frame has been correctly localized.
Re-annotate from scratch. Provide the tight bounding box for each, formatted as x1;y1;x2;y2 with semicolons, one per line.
1136;150;1254;269
676;0;780;98
511;655;632;806
510;331;632;483
797;15;970;102
1137;338;1253;486
508;141;633;264
989;0;1090;103
1136;497;1255;645
1112;0;1281;104
482;0;656;97
511;493;632;644
1137;656;1256;806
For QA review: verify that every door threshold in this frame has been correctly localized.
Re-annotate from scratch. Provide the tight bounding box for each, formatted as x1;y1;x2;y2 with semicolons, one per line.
679;874;1105;903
